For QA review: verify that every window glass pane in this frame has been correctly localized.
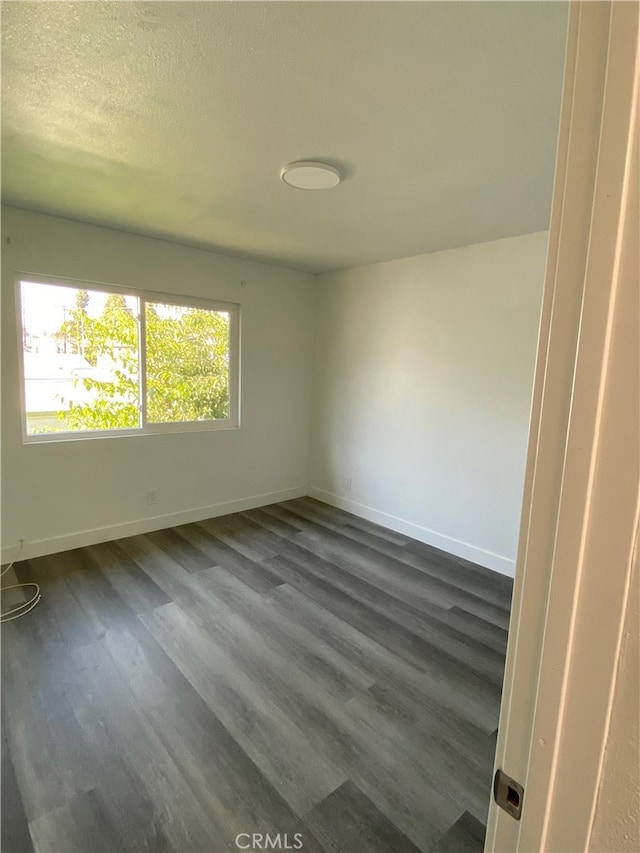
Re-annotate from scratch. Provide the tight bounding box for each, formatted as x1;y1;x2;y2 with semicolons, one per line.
145;302;230;423
20;281;140;434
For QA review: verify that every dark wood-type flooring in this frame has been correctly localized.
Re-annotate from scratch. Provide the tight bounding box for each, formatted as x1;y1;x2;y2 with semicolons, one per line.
1;498;512;853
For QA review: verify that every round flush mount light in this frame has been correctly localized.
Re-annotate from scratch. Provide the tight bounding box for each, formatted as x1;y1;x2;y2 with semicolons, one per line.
280;160;342;190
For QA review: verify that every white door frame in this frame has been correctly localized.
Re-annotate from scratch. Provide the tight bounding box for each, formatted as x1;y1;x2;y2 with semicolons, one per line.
486;2;639;851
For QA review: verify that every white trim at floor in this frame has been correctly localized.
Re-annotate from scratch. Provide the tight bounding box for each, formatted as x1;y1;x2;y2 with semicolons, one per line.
1;486;307;563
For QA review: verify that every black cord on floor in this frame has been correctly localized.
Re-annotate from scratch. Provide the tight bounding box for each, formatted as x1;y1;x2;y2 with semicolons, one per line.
1;543;41;623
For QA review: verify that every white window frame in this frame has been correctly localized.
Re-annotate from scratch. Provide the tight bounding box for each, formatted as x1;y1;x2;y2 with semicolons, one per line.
16;273;241;443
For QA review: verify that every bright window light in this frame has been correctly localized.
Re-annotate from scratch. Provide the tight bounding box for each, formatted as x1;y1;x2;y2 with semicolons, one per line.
18;278;239;441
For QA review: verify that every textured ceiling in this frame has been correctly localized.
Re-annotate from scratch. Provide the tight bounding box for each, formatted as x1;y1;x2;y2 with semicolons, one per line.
1;1;567;273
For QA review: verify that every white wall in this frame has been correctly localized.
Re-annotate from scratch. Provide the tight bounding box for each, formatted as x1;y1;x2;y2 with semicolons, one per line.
1;207;316;560
1;210;546;574
309;232;548;576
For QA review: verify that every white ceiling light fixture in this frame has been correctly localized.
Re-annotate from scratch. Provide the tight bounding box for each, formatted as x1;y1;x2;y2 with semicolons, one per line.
280;160;342;191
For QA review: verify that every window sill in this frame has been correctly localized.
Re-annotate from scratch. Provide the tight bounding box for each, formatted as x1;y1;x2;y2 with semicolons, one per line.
22;420;240;445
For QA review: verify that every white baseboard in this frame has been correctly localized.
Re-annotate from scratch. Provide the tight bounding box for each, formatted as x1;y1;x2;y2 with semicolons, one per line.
308;487;516;577
1;486;306;563
2;484;516;578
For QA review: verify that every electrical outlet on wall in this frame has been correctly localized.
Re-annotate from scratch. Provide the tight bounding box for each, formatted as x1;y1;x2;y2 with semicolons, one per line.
343;476;352;491
146;489;158;506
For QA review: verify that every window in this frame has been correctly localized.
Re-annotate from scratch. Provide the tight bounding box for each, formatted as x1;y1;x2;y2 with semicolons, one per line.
18;277;239;441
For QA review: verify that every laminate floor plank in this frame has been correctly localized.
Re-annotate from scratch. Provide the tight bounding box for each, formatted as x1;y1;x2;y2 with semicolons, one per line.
306;780;422;853
146;527;217;574
28;756;175;853
61;546;197;711
87;540;172;614
3;652;100;823
62;640;224;851
223;513;506;683
252;522;511;655
11;556;95;652
176;522;284;593
194;565;376;700
2;570;80;694
262;557;501;732
139;601;347;816
283;499;512;605
346;686;495;824
145;690;327;853
167;576;462;848
269;583;500;737
115;533;212;607
1;755;36;853
297;497;414;545
257;503;510;628
431;810;487;852
402;538;510;593
63;546;141;635
200;513;280;562
1;497;512;853
447;605;510;652
241;506;305;536
99;621;195;711
28;789;127;853
217;516;504;686
83;757;175;852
